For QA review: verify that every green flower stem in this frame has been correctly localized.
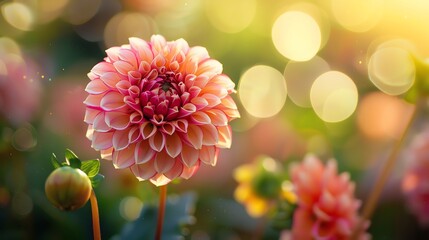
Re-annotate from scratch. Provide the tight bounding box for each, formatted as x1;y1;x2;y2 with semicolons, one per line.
90;189;101;240
354;97;423;238
155;185;167;240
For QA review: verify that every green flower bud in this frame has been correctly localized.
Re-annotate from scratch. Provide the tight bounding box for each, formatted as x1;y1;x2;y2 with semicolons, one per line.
45;166;92;211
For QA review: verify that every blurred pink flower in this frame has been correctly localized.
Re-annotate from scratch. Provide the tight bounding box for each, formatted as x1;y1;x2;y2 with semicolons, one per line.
84;35;239;186
0;54;41;125
402;129;429;226
289;155;369;240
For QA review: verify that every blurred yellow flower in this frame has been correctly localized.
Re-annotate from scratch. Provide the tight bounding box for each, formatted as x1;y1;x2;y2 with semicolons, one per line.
233;156;296;218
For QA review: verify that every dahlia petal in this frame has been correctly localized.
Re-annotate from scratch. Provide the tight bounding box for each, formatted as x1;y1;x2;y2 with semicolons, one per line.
100;147;113;160
128;126;141;143
113;60;134;76
100;72;121;88
173;119;188;133
188;86;201;98
165;133;182;158
202;84;228;99
186;125;203;149
128;71;142;85
312;220;336;239
164;159;184;180
92;131;114;150
202;93;221;108
84;108;100;124
130;112;144;124
190;112;211;125
105;111;130;130
199;145;218;166
113;129;130;150
140;121;157;139
187;46;209;62
185;59;198;75
180;92;190;104
93;112;111;132
184;74;196;88
211;74;235;92
336;218;352;236
84;94;103;108
181;143;199;167
129;37;154;63
169;61;180;72
87;72;98;81
206;109;228;126
115;80;131;96
86;125;94;140
319;190;336;213
112;144;136;169
222;108;241;119
85;79;109;94
149;130;165;152
135;140;156;164
221;95;239;110
197;58;222;76
152;54;166;69
119;48;138;69
161;122;175;135
181;161;200;179
190;97;209;110
216;125;232;148
200;124;219;145
130;160;157;181
193;75;210;89
313;204;333;221
91;62;115;76
105;47;120;62
150;174;171;186
179;103;196;118
154;151;175;173
100;91;126;111
150;35;167;54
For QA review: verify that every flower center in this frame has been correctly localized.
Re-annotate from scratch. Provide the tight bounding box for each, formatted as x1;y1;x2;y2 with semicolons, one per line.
161;81;172;92
252;173;282;199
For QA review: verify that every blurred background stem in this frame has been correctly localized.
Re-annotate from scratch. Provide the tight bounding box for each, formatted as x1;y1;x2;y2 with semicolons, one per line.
356;97;424;237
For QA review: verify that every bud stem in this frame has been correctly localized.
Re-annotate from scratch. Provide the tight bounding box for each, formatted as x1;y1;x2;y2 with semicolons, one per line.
155;185;167;240
90;189;101;240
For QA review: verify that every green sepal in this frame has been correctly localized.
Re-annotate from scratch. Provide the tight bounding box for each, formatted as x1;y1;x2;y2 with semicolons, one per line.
51;153;62;169
81;159;100;178
91;174;104;188
65;149;81;169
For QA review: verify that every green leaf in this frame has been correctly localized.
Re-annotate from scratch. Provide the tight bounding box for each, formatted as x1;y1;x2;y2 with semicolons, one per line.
91;174;104;188
115;192;197;240
50;153;62;169
81;159;100;177
65;149;81;169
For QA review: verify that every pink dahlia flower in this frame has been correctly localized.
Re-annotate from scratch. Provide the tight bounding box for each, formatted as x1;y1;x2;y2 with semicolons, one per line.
402;129;429;226
0;54;41;125
84;35;239;186
289;155;370;240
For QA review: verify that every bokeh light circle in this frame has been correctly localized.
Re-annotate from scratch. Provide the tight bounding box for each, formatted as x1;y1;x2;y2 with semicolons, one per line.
1;2;34;31
331;0;384;32
368;46;415;96
238;65;287;118
284;56;330;107
310;71;358;122
357;92;414;140
119;196;143;221
104;12;158;48
272;11;321;61
205;0;256;33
